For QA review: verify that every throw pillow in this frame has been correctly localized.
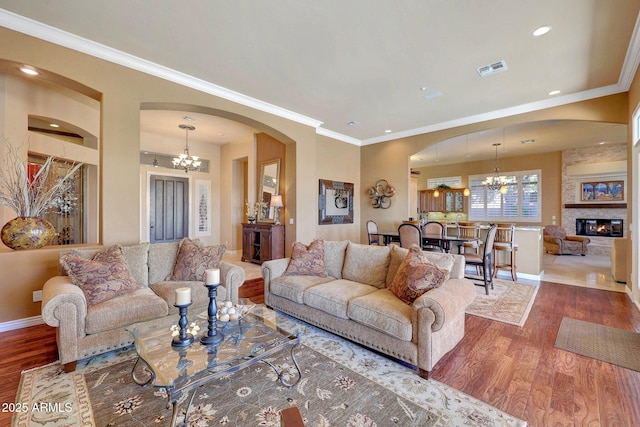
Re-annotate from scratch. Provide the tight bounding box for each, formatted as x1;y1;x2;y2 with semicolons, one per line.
170;238;226;281
284;239;327;277
389;244;448;304
60;244;142;305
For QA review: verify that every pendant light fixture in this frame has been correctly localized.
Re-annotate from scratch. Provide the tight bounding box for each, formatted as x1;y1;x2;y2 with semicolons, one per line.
173;124;201;173
483;142;507;194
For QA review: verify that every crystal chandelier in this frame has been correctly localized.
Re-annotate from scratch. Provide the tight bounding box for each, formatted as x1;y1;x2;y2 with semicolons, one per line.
173;124;201;172
483;143;507;194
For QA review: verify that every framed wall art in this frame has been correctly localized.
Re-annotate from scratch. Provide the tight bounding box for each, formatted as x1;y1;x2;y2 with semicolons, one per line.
580;180;624;202
196;179;211;236
319;179;354;224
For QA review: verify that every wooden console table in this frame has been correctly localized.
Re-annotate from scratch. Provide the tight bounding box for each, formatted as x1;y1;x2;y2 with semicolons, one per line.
242;223;285;264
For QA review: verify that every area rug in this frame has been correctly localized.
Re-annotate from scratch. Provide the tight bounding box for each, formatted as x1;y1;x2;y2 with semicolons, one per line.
555;317;640;372
465;279;539;327
14;310;526;427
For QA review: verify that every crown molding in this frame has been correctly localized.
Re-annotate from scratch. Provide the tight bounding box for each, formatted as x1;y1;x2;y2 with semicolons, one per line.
0;8;324;130
316;127;362;146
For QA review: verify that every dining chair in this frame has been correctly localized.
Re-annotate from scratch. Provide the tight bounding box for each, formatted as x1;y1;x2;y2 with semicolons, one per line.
463;224;498;295
493;223;518;281
421;221;445;252
456;221;481;255
366;220;383;245
398;223;422;249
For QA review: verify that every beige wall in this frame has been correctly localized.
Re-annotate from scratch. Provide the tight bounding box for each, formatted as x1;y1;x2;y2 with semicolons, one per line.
361;94;629;243
413;151;562;226
0;28;359;324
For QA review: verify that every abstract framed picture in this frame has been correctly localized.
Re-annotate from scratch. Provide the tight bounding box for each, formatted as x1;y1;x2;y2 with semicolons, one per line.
196;179;211;236
580;180;624;202
319;179;354;224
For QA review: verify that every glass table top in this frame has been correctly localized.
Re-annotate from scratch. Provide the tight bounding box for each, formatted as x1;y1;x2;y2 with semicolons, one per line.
126;304;298;389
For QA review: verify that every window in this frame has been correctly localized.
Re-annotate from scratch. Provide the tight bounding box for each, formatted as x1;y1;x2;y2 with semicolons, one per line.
469;170;541;222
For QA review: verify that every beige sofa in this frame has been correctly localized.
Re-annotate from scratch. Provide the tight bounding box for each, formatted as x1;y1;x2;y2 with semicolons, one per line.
42;241;245;371
262;241;476;378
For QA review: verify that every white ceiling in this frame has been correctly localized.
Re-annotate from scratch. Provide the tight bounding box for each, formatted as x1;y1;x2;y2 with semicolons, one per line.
1;1;639;162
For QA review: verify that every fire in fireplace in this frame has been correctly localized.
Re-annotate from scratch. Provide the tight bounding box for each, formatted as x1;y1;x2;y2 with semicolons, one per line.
575;219;623;237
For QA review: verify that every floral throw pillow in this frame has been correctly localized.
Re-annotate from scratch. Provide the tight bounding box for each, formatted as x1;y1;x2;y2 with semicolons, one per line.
60;244;142;306
170;238;226;281
389;244;448;304
284;239;327;277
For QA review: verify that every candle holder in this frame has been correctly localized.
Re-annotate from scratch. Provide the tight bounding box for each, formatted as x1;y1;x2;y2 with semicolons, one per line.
200;282;224;345
172;302;194;348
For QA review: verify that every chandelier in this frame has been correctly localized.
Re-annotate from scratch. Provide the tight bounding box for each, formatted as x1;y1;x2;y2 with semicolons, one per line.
483;143;507;194
173;124;201;172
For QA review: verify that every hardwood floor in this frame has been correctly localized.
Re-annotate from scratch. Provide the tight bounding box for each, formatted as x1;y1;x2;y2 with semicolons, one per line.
1;280;638;426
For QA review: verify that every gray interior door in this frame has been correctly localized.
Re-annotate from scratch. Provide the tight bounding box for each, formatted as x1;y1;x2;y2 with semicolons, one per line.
150;175;189;243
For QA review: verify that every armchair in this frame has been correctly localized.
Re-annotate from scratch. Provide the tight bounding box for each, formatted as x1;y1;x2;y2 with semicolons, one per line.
543;225;590;256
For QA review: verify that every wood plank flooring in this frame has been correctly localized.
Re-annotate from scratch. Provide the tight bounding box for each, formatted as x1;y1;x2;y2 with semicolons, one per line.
1;280;638;426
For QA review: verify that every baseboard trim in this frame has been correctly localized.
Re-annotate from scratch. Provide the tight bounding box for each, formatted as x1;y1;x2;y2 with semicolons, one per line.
0;315;44;332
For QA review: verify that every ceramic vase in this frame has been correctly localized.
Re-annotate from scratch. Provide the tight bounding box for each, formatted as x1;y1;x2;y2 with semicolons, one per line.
1;217;56;250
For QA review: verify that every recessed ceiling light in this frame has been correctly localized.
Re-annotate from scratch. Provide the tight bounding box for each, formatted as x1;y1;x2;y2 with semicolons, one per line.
419;86;427;91
533;26;552;37
549;90;561;96
183;115;195;121
347;121;359;126
521;139;536;145
19;66;38;76
599;141;606;145
384;129;392;133
49;123;60;128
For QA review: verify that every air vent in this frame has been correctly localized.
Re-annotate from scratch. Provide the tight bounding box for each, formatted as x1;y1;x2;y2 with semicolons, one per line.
477;60;508;77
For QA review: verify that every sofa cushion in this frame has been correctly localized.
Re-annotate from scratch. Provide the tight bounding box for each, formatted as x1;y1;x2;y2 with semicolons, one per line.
324;240;349;279
148;242;180;284
270;275;334;304
85;287;168;334
170;238;225;281
342;243;391;288
150;280;220;314
348;289;413;341
61;245;143;306
62;243;151;287
388;245;448;304
386;245;456;287
284;239;327;277
303;280;378;319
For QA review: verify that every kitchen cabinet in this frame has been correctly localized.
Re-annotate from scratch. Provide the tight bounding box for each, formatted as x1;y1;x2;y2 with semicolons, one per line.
419;189;466;213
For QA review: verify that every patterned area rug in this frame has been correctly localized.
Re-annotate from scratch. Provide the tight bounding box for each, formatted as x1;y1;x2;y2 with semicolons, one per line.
14;310;526;426
465;279;539;327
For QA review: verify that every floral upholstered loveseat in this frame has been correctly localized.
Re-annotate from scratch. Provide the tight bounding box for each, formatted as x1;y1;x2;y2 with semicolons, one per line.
262;240;476;378
42;238;245;371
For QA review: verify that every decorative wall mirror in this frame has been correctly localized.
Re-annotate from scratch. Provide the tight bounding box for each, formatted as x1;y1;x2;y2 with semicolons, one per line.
258;159;281;222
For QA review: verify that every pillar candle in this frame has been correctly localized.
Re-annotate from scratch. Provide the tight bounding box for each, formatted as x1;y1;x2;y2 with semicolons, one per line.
205;268;220;285
175;287;191;305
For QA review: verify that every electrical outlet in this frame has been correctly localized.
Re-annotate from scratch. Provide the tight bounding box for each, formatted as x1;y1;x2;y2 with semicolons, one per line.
33;290;42;302
289;218;294;225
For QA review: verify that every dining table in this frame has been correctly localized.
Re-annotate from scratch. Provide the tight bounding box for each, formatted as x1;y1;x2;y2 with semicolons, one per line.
377;230;479;254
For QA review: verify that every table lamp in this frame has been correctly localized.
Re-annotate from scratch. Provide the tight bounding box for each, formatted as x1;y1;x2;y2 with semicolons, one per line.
271;194;283;225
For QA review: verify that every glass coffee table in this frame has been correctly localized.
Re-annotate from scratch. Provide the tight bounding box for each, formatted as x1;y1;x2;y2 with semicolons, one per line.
126;304;301;427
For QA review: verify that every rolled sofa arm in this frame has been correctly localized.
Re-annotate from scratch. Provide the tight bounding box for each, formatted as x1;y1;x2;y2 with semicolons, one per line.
411;278;475;334
261;258;290;303
42;275;87;328
220;261;246;304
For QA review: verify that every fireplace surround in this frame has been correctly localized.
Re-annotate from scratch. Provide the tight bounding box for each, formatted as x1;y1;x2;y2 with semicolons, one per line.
575;218;623;238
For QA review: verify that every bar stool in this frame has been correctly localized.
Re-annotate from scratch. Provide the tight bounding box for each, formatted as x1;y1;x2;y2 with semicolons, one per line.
493;223;518;281
456;221;480;255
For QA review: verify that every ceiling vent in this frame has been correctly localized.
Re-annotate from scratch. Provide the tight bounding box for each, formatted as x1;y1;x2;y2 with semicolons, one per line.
477;60;508;77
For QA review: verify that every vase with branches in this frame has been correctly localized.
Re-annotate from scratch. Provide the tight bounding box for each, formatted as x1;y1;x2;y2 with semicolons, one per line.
0;139;83;249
